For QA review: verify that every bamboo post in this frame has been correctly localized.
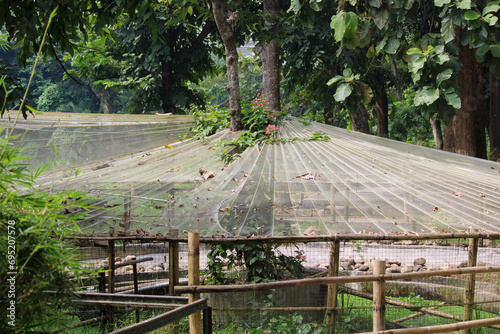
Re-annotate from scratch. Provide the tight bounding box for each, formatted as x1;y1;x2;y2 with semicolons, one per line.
108;229;116;294
169;241;180;296
133;263;140;323
325;240;340;334
463;229;479;334
188;232;201;334
373;260;386;332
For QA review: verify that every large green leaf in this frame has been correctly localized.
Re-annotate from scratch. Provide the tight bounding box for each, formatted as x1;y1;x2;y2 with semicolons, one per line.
436;69;452;87
408;55;426;73
331;12;346;42
464;10;481;20
434;0;452;7
476;44;490;62
288;0;302;13
334;83;353;102
327;75;344;86
457;0;471;9
373;8;390;30
444;90;461;109
483;1;500;16
440;15;455;44
345;12;359;33
309;0;324;12
368;0;382;8
384;38;400;54
491;44;500;58
415;87;440;106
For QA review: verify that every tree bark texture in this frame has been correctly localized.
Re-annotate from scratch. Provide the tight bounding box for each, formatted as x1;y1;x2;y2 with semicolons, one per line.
93;85;114;114
212;0;242;131
489;72;500;161
350;103;370;134
430;115;444;150
254;0;280;111
443;28;487;158
375;88;388;137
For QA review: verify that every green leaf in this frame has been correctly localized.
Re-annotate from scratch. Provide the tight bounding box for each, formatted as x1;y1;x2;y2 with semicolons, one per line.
309;0;324;11
464;10;481;20
444;90;461;108
331;12;346;42
384;38;400;54
483;13;499;26
434;0;452;7
373;8;390;30
368;0;381;8
408;55;426;73
491;44;500;58
407;47;422;55
376;36;388;54
366;45;376;58
457;0;471;9
436;69;452;87
435;52;450;65
415;87;440;106
483;2;500;16
334;83;353;102
345;12;359;34
288;0;302;13
440;16;455;44
327;75;344;86
476;44;490;62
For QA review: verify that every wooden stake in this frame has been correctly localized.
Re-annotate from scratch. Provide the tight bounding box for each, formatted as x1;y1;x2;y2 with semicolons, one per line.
373;260;386;332
463;229;479;334
188;232;201;334
169;241;180;296
325;240;340;334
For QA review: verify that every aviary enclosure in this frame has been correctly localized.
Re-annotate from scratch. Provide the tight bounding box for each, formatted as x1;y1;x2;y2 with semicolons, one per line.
3;112;500;333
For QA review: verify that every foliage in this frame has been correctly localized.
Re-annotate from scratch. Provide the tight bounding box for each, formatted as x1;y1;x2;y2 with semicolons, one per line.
204;243;305;284
327;68;373;112
0;129;97;333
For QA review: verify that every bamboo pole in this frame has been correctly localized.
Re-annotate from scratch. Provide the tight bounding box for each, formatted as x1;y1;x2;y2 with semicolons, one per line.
169;241;180;296
392;302;446;323
175;265;500;294
357;316;500;334
373;260;386;332
188;232;201;334
463;228;479;334
325;240;340;334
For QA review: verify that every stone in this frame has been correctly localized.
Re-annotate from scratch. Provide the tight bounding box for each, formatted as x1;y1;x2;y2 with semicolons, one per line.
458;260;468;268
413;257;426;266
413;264;423;272
401;265;413;273
124;265;134;271
354;258;365;265
124;255;136;263
358;264;369;271
388;260;401;266
341;262;353;271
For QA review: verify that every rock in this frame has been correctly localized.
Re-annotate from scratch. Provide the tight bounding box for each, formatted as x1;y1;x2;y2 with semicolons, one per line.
458;260;468;268
146;265;156;272
401;265;413;273
354;258;365;265
153;266;164;271
389;266;401;273
358;264;370;271
341;262;353;270
388;260;401;266
413;264;423;272
103;259;109;267
124;255;136;263
124;265;134;271
413;258;426;266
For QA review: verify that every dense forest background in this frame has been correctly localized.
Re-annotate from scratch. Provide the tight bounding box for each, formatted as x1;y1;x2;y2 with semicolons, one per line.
1;0;499;160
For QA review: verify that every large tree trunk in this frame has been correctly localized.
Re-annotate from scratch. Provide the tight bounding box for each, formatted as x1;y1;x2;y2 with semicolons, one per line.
93;85;114;114
375;88;388;137
254;0;280;111
430;115;443;150
350;103;370;134
443;28;487;158
212;0;242;131
489;72;500;161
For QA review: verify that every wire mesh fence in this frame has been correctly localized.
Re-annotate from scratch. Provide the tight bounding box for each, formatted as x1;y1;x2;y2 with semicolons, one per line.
70;234;500;333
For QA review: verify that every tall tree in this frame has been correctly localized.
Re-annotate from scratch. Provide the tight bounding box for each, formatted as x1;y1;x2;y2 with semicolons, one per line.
211;0;243;131
489;72;500;161
254;0;281;111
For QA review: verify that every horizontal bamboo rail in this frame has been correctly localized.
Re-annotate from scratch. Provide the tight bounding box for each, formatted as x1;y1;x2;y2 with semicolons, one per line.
64;231;500;243
358;316;500;334
175;265;500;294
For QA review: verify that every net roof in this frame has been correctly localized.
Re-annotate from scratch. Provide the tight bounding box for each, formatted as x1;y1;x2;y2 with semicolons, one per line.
5;113;500;237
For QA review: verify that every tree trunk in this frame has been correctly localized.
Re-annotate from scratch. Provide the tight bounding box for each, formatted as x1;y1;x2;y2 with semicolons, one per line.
430;115;443;150
443;28;487;158
375;88;388;137
350;103;370;134
254;0;280;111
212;0;242;131
489;72;500;161
93;85;114;114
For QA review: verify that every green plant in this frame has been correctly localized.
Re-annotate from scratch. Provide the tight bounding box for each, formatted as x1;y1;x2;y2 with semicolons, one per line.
205;243;305;285
0;129;97;333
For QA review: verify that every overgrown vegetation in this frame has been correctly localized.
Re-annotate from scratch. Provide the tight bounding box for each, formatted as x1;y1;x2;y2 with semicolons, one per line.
0;129;97;333
204;243;305;284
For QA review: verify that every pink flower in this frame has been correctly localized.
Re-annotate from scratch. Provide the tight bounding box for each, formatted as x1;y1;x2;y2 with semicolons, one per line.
251;106;256;109
265;124;280;134
261;99;268;102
